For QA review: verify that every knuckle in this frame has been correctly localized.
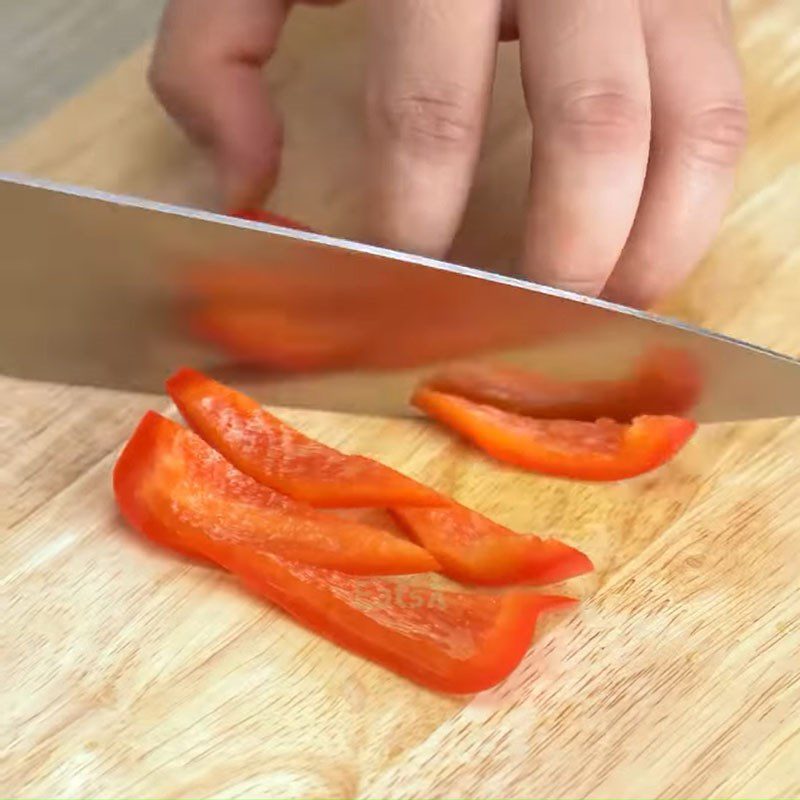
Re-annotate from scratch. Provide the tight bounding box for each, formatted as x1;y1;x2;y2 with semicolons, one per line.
682;102;748;168
370;84;481;151
549;81;650;153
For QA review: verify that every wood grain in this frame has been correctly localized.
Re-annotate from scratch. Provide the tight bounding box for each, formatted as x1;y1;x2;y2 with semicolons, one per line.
0;378;158;531
2;1;800;797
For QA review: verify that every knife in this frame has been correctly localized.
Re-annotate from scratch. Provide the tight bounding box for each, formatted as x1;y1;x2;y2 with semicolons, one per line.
2;171;799;422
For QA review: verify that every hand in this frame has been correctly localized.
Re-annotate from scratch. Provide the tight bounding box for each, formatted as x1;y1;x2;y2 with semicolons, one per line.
149;0;747;308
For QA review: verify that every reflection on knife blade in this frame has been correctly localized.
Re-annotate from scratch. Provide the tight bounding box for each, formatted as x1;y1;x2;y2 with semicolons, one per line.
4;172;800;422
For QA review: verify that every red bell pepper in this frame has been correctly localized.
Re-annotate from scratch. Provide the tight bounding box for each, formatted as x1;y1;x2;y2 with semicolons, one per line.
136;514;576;693
113;411;439;575
421;347;701;422
392;504;592;586
167;368;592;586
414;388;697;481
166;367;446;508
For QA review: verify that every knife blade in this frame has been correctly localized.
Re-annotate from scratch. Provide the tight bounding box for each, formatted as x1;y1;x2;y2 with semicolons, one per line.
2;171;798;422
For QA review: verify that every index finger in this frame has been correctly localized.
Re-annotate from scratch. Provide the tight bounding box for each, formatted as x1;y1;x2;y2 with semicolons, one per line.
149;0;288;210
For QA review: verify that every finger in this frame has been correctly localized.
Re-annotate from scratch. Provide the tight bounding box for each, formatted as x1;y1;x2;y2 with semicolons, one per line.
603;0;747;308
365;0;501;257
149;0;288;210
518;0;651;295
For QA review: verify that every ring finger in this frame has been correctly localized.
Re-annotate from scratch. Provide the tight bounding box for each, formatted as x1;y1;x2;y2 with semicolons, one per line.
603;0;747;308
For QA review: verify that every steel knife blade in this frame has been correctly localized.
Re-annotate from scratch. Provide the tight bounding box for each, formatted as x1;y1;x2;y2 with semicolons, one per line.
2;171;799;422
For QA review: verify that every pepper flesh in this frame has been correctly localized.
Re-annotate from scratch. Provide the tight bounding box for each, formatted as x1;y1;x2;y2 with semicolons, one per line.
166;367;446;508
392;504;593;586
414;388;697;481
137;514;575;694
113;411;439;575
167;368;592;586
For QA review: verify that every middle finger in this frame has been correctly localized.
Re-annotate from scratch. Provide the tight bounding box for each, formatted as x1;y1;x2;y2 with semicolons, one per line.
519;0;651;295
365;0;501;258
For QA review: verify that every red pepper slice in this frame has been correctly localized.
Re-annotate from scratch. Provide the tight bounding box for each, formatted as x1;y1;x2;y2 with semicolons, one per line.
414;388;697;481
166;368;446;508
135;512;575;693
422;347;701;422
167;368;592;586
392;504;593;586
113;411;439;575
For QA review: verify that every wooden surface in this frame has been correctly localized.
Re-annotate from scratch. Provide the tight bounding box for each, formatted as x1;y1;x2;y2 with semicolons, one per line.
2;2;800;797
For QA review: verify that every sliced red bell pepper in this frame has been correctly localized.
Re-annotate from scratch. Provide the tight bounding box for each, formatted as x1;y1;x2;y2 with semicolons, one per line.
113;411;439;575
166;368;446;508
134;510;575;693
392;504;593;586
414;388;697;481
421;347;701;422
167;368;592;586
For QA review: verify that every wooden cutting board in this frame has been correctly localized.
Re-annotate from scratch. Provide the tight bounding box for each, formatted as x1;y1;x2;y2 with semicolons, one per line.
3;3;800;797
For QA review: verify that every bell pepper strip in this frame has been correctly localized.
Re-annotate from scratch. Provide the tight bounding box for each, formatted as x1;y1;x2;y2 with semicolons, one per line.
166;368;446;508
131;506;576;693
421;347;701;422
414;388;697;481
113;411;439;575
329;507;408;536
391;504;593;587
166;368;592;586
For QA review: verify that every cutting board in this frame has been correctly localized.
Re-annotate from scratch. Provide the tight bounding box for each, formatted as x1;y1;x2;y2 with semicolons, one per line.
3;3;800;797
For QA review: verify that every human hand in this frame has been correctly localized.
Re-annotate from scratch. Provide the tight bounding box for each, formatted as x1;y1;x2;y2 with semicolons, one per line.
149;0;747;308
